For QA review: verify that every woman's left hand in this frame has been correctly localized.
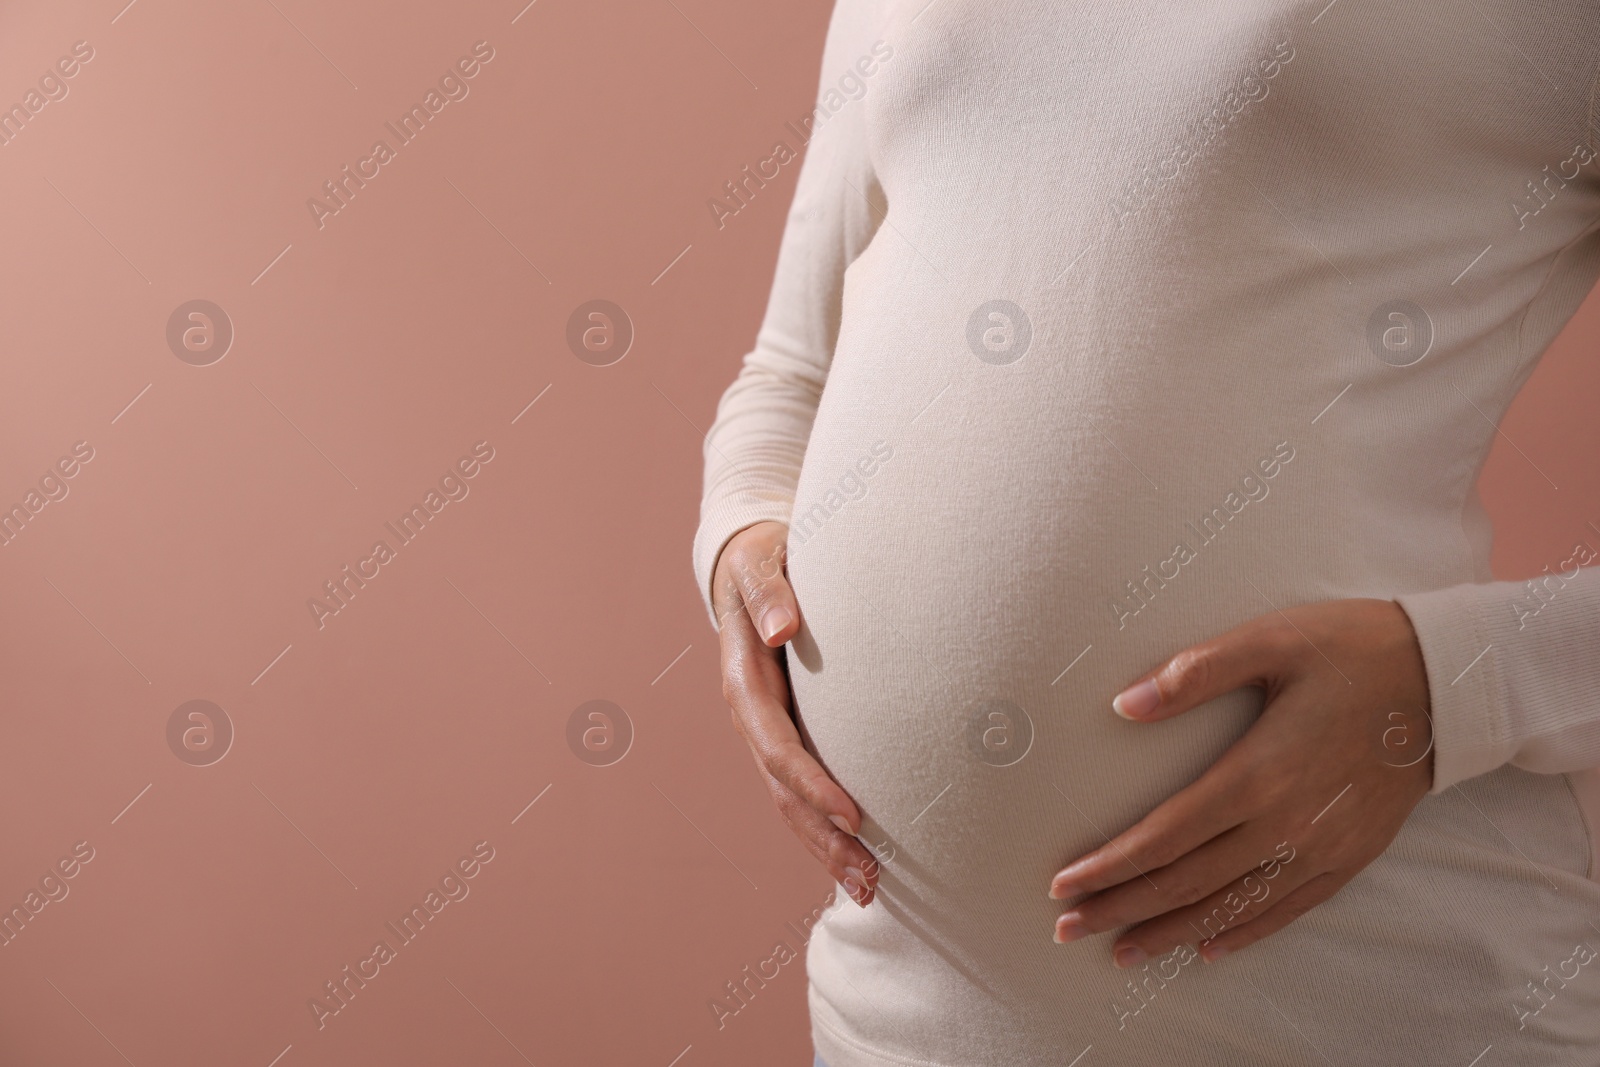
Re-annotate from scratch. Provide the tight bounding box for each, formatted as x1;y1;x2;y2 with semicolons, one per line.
1048;598;1435;966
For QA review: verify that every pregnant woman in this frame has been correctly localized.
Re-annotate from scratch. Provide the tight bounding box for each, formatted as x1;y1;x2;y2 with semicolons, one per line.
693;2;1600;1063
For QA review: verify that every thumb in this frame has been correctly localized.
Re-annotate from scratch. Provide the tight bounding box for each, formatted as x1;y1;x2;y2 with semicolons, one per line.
1111;615;1291;723
719;522;800;646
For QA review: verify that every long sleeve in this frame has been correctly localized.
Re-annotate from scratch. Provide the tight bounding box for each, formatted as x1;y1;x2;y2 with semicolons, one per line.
690;1;887;628
1396;555;1600;793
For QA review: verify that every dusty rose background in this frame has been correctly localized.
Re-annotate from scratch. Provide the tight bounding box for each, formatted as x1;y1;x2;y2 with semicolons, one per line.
0;2;1592;1065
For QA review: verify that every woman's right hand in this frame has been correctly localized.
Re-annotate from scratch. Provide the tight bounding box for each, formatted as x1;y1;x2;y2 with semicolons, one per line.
712;520;879;906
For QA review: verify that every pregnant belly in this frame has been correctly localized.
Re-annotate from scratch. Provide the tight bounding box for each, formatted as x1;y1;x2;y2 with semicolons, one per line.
781;418;1265;1001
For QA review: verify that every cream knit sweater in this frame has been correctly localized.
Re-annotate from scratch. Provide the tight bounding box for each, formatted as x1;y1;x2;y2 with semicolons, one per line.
693;1;1600;1063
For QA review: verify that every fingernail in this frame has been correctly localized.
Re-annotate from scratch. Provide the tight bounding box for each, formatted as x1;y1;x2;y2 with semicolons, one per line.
1114;946;1147;968
1112;678;1161;720
759;605;793;642
844;865;867;887
843;877;863;903
1054;917;1090;944
1200;943;1230;963
1048;876;1077;900
829;814;854;836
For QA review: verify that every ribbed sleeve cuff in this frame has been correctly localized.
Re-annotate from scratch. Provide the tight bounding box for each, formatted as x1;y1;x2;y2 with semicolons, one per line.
691;498;793;631
1393;584;1513;794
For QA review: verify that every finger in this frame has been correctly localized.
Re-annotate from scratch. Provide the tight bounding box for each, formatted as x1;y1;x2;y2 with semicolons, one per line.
1109;610;1304;723
720;596;862;838
1186;872;1344;962
763;769;881;905
1050;751;1263;899
1107;862;1327;967
719;526;800;646
1055;825;1267;938
1051;616;1311;900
